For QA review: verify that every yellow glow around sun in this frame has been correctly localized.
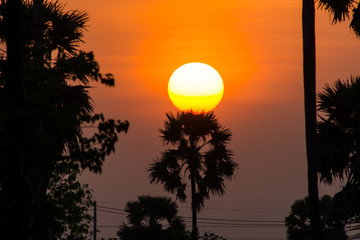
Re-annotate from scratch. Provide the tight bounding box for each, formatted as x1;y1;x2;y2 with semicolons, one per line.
168;62;224;113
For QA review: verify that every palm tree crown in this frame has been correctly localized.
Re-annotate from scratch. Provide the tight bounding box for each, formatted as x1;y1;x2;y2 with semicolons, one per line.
149;111;237;209
317;76;360;184
118;196;188;240
317;0;360;36
317;77;360;234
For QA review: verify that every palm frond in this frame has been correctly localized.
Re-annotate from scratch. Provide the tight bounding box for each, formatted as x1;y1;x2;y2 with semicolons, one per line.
148;157;187;202
43;0;89;55
350;3;360;37
317;76;360;185
317;0;355;23
160;112;184;145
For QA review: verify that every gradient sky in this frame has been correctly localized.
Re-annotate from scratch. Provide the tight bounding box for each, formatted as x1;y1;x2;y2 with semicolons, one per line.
64;1;360;239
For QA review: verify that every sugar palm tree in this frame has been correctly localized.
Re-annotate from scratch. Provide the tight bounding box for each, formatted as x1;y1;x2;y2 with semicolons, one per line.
317;77;360;233
303;2;360;238
148;111;237;240
317;77;360;184
118;196;189;240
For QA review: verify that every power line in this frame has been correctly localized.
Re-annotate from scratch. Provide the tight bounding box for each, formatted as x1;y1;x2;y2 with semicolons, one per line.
196;225;284;228
97;205;126;212
93;204;284;223
96;201;288;214
191;221;283;227
97;209;127;215
180;206;288;214
209;208;287;214
93;203;286;240
95;219;283;229
97;223;284;229
183;220;284;228
97;200;126;205
183;216;283;223
97;226;119;228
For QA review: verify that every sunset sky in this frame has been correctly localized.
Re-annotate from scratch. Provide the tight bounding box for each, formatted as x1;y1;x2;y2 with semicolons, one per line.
64;1;360;239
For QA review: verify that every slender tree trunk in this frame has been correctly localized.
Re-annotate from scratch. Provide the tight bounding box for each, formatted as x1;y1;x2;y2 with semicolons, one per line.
33;0;44;64
6;0;23;92
31;1;50;239
302;0;322;239
2;0;28;239
190;174;198;240
189;136;199;240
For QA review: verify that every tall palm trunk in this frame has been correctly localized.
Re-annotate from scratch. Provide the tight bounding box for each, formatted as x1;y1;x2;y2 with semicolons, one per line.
190;174;198;240
3;0;27;239
302;0;322;239
189;137;199;240
31;1;51;239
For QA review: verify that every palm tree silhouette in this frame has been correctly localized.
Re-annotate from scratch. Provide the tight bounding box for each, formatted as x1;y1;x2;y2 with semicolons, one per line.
148;111;237;240
317;77;360;184
302;2;360;238
317;77;360;226
118;196;188;240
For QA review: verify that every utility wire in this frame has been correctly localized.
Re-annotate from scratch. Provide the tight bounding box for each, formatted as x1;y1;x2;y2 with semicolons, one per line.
194;217;283;223
179;206;288;214
97;223;284;228
97;209;127;215
96;201;288;214
185;220;284;227
93;205;284;223
97;200;126;204
97;205;126;212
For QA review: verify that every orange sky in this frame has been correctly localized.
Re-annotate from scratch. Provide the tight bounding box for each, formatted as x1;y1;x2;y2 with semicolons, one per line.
64;1;360;239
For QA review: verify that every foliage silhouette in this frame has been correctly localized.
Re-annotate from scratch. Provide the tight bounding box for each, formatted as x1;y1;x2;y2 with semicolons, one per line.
46;162;93;240
199;232;226;240
117;195;189;240
317;76;360;184
317;76;360;237
0;1;128;239
285;195;347;240
308;0;360;238
317;0;360;36
148;111;237;240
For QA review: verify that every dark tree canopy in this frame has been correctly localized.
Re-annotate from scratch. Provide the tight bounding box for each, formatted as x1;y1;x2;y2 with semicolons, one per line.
0;1;128;239
46;162;94;240
317;76;360;184
285;195;347;240
117;195;189;240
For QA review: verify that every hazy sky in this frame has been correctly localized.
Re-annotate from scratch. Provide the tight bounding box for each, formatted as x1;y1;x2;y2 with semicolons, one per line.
64;1;360;239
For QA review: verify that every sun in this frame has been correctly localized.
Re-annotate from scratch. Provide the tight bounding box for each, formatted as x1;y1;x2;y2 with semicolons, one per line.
168;62;224;113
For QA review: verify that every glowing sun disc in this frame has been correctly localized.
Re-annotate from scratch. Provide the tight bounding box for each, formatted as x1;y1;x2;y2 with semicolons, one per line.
168;62;224;113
